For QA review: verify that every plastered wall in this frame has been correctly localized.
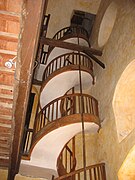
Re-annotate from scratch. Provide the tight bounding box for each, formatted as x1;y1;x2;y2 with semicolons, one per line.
89;0;135;179
46;0;101;38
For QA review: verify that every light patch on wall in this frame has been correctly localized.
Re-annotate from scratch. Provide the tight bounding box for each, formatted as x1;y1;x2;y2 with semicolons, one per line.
98;2;117;47
29;85;40;128
113;60;135;142
118;144;135;180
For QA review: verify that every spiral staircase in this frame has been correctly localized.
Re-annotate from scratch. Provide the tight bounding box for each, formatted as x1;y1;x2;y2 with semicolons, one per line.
19;14;106;180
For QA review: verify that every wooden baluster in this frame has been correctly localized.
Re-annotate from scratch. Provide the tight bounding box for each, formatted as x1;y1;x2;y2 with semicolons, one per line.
48;106;50;122
91;98;94;115
78;96;81;113
43;110;46;126
48;65;51;76
97;166;101;180
89;98;93;114
84;96;87;113
50;63;52;74
83;96;86;113
65;147;67;171
82;56;85;66
72;53;74;65
70;153;71;171
52;61;54;73
51;103;54;121
37;115;40;132
89;169;92;180
59;57;62;68
39;113;43;130
102;164;106;180
55;59;57;71
95;100;99;116
93;167;97;180
78;173;80;180
56;100;58;119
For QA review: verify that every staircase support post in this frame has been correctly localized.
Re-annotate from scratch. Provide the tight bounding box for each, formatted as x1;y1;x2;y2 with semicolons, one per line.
79;56;87;180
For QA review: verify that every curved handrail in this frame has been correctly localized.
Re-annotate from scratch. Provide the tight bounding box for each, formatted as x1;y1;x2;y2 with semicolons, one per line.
57;137;76;176
46;26;90;63
43;52;93;81
55;163;106;180
53;26;89;41
33;93;99;135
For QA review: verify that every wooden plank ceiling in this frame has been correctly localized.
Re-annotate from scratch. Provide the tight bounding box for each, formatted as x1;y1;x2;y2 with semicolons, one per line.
0;0;22;169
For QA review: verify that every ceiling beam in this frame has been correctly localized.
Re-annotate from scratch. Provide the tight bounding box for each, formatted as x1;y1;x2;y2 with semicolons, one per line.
0;31;18;42
0;85;13;91
0;158;9;168
0;94;13;100
0;10;20;22
0;49;17;56
40;37;105;68
40;37;102;56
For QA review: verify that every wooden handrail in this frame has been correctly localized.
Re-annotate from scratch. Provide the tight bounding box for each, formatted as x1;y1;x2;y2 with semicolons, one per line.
53;26;89;41
22;93;99;157
55;163;106;180
57;137;76;176
33;93;99;135
43;52;93;81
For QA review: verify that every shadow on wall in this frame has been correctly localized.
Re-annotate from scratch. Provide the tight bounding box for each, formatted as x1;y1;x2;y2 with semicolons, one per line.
113;60;135;142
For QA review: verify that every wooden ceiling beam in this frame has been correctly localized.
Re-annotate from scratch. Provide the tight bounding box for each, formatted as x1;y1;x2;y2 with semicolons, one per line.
0;49;17;56
0;31;18;42
0;94;13;100
0;126;11;133
40;37;105;68
0;102;13;109
40;37;102;56
0;158;9;168
0;133;11;138
0;153;9;157
0;10;20;22
0;119;12;125
0;115;12;120
0;85;13;91
0;67;15;73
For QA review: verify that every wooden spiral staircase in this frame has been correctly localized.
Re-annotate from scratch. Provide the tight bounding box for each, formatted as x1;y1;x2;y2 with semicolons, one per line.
20;13;106;180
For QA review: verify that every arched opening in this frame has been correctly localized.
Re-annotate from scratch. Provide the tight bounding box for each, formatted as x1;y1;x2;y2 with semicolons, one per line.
98;2;117;47
113;60;135;142
118;145;135;179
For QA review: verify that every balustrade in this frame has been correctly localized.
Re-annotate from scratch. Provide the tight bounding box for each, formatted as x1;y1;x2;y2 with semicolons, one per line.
43;52;93;81
53;26;89;40
34;93;98;135
55;163;106;180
